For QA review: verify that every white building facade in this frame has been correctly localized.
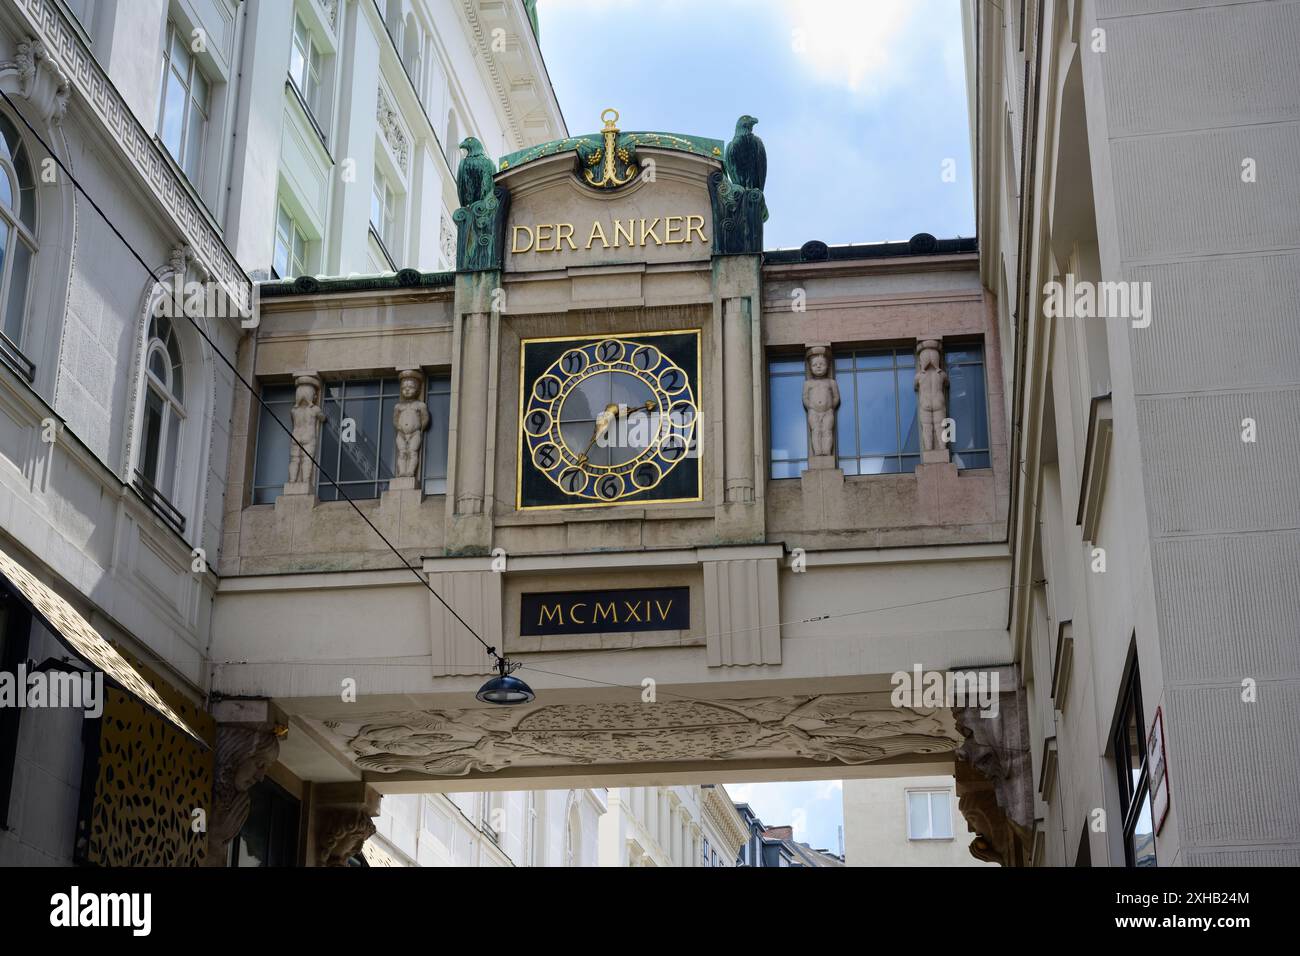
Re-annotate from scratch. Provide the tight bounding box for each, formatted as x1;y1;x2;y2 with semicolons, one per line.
0;0;566;867
598;785;747;867
842;776;998;867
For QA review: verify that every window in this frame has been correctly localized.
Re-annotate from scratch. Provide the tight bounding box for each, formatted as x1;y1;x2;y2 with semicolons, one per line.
701;837;710;866
232;779;300;867
767;357;808;478
371;171;396;250
158;22;210;182
525;791;538;866
0;111;36;364
273;203;308;279
1113;657;1157;867
947;343;990;469
836;347;920;475
422;375;451;494
907;790;954;840
288;14;322;117
251;384;296;504
317;378;401;501
137;315;186;527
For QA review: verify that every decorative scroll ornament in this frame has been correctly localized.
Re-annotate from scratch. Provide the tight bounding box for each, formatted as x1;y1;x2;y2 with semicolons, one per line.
578;108;639;188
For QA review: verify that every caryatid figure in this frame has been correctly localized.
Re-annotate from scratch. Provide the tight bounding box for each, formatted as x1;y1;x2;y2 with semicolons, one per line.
392;368;430;479
287;374;325;485
802;345;840;459
914;339;949;452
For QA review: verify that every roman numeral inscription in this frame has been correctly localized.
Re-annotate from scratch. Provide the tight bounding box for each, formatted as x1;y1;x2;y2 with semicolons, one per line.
521;586;691;636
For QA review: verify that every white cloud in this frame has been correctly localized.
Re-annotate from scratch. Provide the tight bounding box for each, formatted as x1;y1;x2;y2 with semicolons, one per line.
791;807;808;840
782;0;919;95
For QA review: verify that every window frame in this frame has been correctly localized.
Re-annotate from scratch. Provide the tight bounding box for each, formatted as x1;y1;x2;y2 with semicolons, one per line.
250;383;297;504
288;13;323;118
0;110;37;374
421;373;451;495
135;315;188;532
370;170;397;251
906;788;954;841
316;376;401;502
835;346;921;476
1113;656;1157;867
273;202;309;279
944;341;992;471
157;21;211;184
766;354;809;478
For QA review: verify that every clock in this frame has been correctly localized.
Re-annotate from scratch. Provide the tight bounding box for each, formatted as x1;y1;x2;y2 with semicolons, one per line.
518;330;701;509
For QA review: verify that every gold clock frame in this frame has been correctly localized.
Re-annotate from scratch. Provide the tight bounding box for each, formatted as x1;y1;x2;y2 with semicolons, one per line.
516;328;703;511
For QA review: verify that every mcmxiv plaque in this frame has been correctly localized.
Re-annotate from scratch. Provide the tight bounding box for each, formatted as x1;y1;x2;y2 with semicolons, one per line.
520;587;690;636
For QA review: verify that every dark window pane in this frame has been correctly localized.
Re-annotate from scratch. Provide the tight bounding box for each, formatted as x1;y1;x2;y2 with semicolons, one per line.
897;369;920;453
769;371;807;467
855;370;897;454
770;358;804;376
252;388;295;503
770;459;804;479
422;382;450;494
142;388;165;483
950;359;988;453
855;351;892;369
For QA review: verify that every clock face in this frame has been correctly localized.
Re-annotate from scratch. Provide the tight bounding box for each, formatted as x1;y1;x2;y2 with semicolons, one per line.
518;331;701;509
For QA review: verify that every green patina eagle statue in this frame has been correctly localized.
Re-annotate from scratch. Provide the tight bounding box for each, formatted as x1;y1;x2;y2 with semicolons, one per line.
456;136;496;208
724;115;766;191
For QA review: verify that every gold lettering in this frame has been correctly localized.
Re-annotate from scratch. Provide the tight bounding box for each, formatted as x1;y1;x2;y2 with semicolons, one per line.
570;602;588;625
664;216;684;244
655;599;673;621
638;217;663;246
586;220;609;250
623;600;643;623
512;225;534;254
556;222;577;251
538;604;564;627
593;602;617;624
613;219;635;248
686;214;707;244
534;223;554;253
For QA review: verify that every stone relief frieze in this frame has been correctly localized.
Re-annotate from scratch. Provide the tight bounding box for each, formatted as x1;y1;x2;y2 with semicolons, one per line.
314;693;960;776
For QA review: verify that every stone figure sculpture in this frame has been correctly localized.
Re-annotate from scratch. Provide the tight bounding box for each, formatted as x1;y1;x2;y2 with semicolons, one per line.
392;368;430;479
915;339;949;454
287;374;325;485
803;346;840;459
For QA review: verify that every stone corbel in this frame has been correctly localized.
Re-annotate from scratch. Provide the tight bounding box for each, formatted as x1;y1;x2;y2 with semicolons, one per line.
311;782;381;866
952;667;1033;866
0;38;71;127
205;699;289;867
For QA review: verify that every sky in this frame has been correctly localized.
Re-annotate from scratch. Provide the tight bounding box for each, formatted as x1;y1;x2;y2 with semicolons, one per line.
535;0;973;860
535;0;975;249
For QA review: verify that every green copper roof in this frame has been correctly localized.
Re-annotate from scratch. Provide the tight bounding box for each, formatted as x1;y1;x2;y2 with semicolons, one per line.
498;131;725;172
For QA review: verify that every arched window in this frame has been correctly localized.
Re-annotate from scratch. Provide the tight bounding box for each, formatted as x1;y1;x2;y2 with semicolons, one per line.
565;792;582;867
0;111;37;357
138;314;186;518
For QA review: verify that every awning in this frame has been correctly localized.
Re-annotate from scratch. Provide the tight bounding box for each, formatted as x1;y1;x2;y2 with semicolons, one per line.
0;545;204;744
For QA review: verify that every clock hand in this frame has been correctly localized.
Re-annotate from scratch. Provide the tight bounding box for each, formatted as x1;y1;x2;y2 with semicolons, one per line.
576;401;658;465
578;404;619;465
